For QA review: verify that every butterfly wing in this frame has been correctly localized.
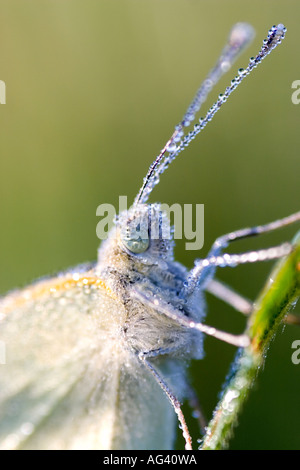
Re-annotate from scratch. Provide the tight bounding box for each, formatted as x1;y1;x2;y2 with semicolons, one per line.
0;273;175;450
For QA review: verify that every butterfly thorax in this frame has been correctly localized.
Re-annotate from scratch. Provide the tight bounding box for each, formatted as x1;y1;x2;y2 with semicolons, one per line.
95;204;204;359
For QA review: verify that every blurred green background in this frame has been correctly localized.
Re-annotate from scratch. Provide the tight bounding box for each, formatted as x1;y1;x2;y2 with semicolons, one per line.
0;0;299;450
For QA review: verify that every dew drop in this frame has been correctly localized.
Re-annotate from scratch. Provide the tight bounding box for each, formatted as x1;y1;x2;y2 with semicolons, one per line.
166;142;177;153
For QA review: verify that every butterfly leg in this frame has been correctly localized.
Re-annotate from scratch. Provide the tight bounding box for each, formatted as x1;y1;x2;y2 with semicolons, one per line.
138;348;193;450
185;380;207;436
132;288;249;348
205;278;253;315
184;211;300;297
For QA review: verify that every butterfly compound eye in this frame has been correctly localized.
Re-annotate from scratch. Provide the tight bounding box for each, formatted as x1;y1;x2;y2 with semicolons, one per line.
122;236;150;254
121;218;150;254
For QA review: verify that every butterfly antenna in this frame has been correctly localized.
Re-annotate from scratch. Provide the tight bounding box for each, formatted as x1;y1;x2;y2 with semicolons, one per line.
134;23;286;205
